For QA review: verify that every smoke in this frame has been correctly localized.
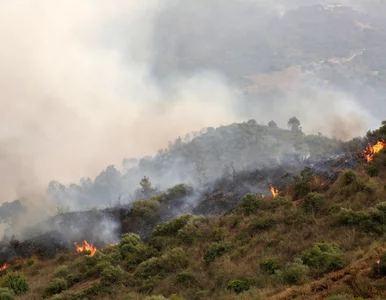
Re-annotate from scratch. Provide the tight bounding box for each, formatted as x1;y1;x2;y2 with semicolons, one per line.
0;0;383;207
0;0;242;202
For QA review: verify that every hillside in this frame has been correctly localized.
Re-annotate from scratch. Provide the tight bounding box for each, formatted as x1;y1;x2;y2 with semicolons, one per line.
0;122;385;299
47;119;345;211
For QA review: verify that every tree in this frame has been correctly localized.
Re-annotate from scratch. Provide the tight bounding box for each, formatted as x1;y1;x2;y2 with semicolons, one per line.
288;117;302;133
139;176;154;198
268;120;278;128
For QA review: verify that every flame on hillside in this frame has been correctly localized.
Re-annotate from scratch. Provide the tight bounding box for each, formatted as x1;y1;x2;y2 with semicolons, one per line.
361;141;386;162
0;264;7;271
74;240;97;256
270;185;279;198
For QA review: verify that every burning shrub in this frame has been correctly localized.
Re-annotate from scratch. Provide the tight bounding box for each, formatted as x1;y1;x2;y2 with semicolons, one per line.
235;194;262;215
0;288;15;300
100;265;125;286
152;214;193;237
0;272;29;295
373;251;386;277
226;279;252;294
301;243;347;276
275;258;309;285
301;192;326;215
43;278;67;297
131;199;160;219
204;242;232;264
260;258;280;275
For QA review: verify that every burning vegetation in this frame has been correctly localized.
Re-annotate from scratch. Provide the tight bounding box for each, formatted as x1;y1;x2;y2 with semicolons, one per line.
361;140;386;162
270;185;279;198
0;263;7;271
74;240;97;256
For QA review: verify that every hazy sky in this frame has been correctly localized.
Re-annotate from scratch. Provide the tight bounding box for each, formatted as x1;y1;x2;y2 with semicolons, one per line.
0;0;382;201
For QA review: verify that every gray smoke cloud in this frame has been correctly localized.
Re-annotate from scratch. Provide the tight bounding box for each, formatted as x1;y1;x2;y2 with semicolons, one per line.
0;0;383;207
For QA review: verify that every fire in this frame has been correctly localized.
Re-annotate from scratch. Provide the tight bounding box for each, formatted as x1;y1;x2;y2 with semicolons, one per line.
362;141;386;162
0;263;7;271
270;185;279;198
107;243;118;248
74;240;97;256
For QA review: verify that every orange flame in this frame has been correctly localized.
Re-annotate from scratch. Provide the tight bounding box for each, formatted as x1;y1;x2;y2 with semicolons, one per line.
107;243;118;248
362;141;386;162
0;263;7;271
74;240;97;256
270;185;279;198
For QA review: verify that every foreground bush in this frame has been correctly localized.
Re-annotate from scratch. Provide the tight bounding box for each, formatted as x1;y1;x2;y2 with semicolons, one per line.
276;259;309;285
100;265;125;286
0;272;29;295
226;279;252;294
204;242;232;264
43;278;67;297
301;243;347;275
0;288;15;300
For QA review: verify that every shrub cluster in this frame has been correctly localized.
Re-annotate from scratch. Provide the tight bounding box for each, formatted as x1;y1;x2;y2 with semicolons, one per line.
0;272;29;296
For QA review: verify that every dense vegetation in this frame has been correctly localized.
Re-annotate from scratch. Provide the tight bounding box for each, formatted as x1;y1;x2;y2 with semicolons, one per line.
1;122;385;299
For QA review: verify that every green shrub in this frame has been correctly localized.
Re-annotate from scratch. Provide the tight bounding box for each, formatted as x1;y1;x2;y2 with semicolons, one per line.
175;270;196;287
226;279;251;294
25;259;34;267
342;170;357;185
43;278;67;297
365;164;379;177
204;242;232;264
176;217;204;245
56;253;70;264
301;243;347;275
260;258;280;275
54;266;69;278
131;199;160;218
145;296;167;300
100;265;124;286
277;259;309;285
135;257;163;279
0;272;29;295
236;194;261;215
152;215;193;237
159;248;189;271
169;295;185;300
326;294;348;300
248;215;276;233
302;192;326;215
166;184;191;200
0;288;15;300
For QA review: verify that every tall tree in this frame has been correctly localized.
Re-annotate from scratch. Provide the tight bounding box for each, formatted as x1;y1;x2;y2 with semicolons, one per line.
288;117;302;133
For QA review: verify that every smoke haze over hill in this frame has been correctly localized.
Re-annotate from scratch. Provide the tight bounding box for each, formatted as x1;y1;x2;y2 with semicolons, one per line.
0;0;384;203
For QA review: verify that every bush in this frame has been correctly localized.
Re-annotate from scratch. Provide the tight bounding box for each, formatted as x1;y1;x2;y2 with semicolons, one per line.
236;194;261;215
145;296;167;300
43;278;67;297
0;272;29;295
373;251;386;276
226;279;251;294
301;243;346;275
135;248;188;279
131;199;160;218
365;164;379;177
100;265;124;286
25;259;34;267
342;170;357;185
277;259;309;285
54;266;69;278
152;215;193;237
326;294;348;300
0;288;15;300
248;215;276;233
175;270;196;287
204;242;232;264
260;258;280;275
302;192;326;215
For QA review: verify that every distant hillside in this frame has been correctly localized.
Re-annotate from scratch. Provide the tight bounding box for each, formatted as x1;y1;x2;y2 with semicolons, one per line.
47;119;346;210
